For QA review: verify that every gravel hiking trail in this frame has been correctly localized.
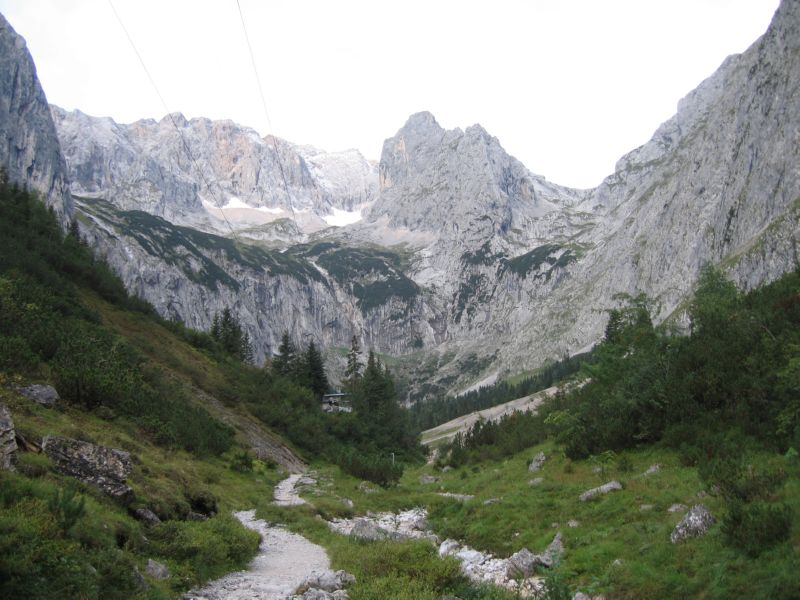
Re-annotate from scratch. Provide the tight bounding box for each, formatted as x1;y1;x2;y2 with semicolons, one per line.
186;475;328;599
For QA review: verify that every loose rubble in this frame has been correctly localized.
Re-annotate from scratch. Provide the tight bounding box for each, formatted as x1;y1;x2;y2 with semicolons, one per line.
330;507;564;598
329;508;435;543
437;492;475;501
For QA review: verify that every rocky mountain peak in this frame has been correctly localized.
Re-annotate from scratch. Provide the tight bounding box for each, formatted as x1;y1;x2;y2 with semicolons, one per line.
0;13;72;223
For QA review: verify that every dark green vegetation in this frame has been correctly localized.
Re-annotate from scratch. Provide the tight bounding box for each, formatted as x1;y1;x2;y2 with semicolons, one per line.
264;334;421;486
427;268;800;596
309;243;419;313
0;180;233;456
410;352;589;432
0;180;420;597
502;243;578;280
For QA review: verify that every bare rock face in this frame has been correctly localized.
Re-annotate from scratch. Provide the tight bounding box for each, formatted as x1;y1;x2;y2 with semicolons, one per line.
0;403;18;471
0;14;72;223
5;2;796;389
670;504;716;543
42;436;134;503
51;106;378;232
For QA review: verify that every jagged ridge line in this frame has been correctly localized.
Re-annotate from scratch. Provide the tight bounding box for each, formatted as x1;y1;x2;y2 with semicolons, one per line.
235;0;298;230
107;0;241;243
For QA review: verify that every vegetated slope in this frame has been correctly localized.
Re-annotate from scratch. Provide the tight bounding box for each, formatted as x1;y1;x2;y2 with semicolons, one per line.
0;177;301;598
416;268;799;597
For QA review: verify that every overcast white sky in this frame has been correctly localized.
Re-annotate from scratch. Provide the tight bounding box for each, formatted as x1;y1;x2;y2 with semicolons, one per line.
0;0;781;188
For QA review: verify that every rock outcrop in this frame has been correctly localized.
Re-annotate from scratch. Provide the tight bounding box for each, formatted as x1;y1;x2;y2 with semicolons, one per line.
42;436;134;502
0;403;18;471
670;504;716;543
14;383;59;408
528;452;547;473
0;14;71;223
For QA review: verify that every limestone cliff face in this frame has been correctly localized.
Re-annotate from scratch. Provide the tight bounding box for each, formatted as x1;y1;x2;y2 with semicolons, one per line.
497;0;800;373
0;14;71;222
5;2;799;393
51;106;377;233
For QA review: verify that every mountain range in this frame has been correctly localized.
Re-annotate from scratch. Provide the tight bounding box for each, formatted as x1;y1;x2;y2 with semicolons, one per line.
2;1;799;398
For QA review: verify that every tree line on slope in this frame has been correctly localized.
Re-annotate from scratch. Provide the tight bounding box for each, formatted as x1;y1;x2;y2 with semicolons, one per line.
409;351;589;433
0;175;421;484
438;267;800;557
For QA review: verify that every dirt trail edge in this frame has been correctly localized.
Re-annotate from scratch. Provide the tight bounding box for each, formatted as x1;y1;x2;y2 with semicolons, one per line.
186;476;328;599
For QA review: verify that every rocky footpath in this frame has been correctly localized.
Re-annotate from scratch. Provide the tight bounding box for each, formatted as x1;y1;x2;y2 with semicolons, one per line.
185;509;346;600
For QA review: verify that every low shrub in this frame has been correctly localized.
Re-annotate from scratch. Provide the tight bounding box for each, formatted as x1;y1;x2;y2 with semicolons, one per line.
722;500;793;557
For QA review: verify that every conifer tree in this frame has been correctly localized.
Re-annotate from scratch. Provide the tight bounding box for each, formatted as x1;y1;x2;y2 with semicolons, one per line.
273;331;296;377
304;341;329;398
343;335;362;391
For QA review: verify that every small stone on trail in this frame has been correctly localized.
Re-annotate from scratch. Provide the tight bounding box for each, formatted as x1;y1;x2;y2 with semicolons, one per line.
644;464;661;476
419;474;439;484
667;503;688;513
529;477;544;486
567;519;580;528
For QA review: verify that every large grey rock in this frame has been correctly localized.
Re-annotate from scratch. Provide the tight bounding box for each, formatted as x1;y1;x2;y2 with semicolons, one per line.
0;14;72;222
145;559;170;580
14;384;59;408
0;403;18;471
528;452;547;473
506;533;564;577
42;436;134;502
579;480;622;502
349;518;390;541
671;504;716;544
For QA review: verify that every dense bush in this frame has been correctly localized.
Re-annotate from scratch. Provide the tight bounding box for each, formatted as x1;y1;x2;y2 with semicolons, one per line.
336;448;403;487
543;270;800;457
722;500;793;557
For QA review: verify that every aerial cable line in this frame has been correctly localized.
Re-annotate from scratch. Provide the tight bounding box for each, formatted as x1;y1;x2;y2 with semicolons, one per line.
235;0;299;229
107;0;240;243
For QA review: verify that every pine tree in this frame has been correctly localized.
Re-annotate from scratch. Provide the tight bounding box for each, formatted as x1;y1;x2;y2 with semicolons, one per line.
273;331;296;377
209;308;252;363
343;335;362;391
304;341;329;398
